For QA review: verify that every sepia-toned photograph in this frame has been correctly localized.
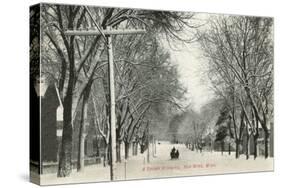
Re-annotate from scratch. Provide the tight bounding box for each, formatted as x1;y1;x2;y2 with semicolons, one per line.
30;3;274;185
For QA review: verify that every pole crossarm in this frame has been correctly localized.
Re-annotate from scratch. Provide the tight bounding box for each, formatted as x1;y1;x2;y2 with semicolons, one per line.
83;6;107;40
64;29;146;36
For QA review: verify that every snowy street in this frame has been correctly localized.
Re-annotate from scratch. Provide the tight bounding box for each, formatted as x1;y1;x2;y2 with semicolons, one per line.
39;142;273;185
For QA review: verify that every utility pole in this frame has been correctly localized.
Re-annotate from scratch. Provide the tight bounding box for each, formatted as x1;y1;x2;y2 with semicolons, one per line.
106;26;117;181
65;10;145;180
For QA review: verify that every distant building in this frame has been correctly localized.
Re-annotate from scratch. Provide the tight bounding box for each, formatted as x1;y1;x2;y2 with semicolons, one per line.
241;122;274;157
40;78;61;163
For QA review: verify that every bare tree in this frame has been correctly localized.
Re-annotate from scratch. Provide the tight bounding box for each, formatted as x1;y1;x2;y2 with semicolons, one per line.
198;15;273;158
41;3;196;176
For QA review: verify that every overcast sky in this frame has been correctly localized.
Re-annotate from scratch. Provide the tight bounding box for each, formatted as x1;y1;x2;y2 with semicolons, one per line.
160;13;215;112
168;41;214;112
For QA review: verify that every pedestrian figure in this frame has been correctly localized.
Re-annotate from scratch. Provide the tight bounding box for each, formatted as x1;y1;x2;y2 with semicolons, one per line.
175;149;179;159
198;143;203;153
170;147;176;159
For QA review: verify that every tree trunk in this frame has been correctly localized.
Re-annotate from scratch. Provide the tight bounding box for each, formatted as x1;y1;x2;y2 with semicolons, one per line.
253;113;259;159
264;130;269;159
235;140;240;159
152;137;155;156
96;141;100;157
125;142;130;159
147;141;150;163
246;135;250;160
134;142;139;155
116;140;121;162
253;135;258;159
77;98;88;172
77;119;85;172
228;143;231;155
221;141;224;156
154;140;156;155
108;142;112;165
132;142;136;156
57;95;73;177
77;82;92;172
270;122;274;157
103;144;109;167
57;24;76;177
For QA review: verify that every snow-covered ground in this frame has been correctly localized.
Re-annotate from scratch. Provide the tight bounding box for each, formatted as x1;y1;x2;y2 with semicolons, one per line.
39;141;273;185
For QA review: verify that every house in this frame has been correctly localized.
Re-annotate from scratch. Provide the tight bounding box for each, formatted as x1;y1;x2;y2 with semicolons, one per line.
40;78;61;163
241;122;274;157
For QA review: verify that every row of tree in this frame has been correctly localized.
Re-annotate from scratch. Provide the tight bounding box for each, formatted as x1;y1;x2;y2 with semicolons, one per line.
168;100;219;152
198;15;273;159
41;4;194;177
